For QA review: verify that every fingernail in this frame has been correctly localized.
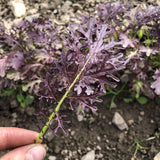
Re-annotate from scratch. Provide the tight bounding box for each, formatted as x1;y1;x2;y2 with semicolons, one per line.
26;144;46;160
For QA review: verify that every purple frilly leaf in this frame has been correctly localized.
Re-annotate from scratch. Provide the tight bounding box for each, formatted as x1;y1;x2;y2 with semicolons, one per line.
151;69;160;95
139;45;158;57
22;76;42;93
119;33;138;48
50;114;71;136
151;77;160;95
96;1;126;24
7;51;25;70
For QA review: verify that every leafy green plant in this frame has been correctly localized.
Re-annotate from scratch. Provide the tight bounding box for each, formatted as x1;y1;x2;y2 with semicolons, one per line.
136;96;148;105
123;92;148;105
0;86;34;108
16;89;34;108
100;81;128;110
130;132;160;159
129;138;149;159
0;88;16;96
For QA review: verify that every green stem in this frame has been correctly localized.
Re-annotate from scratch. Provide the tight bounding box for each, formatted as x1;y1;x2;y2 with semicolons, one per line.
35;53;92;143
109;94;116;110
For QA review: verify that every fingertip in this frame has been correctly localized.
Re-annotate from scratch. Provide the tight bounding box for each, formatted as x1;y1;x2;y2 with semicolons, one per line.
26;144;46;160
0;127;40;150
0;144;46;160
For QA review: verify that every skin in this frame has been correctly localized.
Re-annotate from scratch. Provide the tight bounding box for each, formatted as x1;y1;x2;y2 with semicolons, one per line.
0;127;46;160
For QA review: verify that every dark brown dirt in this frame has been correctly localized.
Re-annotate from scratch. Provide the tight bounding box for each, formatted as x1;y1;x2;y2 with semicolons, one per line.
0;94;160;159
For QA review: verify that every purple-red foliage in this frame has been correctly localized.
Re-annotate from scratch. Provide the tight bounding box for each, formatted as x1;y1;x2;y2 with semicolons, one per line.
0;14;126;134
151;69;160;95
0;1;160;135
0;18;58;92
96;1;160;98
61;17;125;110
37;16;126;134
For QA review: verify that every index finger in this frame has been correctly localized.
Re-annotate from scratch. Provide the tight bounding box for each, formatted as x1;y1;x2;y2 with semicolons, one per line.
0;127;41;150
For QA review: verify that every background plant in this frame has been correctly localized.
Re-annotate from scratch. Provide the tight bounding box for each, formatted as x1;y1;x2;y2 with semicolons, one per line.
97;2;160;99
129;138;149;159
0;85;34;108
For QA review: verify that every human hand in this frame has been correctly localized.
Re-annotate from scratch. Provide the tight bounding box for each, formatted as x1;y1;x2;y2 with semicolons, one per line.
0;127;46;160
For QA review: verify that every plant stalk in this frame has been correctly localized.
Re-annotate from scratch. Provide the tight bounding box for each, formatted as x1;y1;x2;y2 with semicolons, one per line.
35;53;92;143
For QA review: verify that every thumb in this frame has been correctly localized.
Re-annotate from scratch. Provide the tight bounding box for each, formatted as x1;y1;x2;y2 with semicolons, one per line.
0;144;46;160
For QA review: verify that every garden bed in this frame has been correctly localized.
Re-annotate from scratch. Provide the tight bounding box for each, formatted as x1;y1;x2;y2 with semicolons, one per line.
0;0;160;160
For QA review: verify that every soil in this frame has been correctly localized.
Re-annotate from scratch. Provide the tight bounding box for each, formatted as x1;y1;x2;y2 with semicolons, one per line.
0;0;160;160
